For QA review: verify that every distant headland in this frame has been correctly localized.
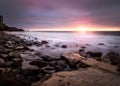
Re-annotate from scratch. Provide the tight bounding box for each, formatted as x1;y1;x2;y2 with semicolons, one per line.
0;15;24;31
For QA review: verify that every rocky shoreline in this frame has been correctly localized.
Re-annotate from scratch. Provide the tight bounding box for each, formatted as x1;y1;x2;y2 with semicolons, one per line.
0;32;120;86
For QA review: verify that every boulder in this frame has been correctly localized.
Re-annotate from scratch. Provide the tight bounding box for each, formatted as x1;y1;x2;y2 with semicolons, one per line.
29;60;48;68
86;51;102;58
61;52;85;64
41;55;53;62
61;45;67;48
102;52;120;65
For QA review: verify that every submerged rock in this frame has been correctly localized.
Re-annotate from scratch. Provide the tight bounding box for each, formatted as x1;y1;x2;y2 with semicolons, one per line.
61;45;67;48
98;43;105;45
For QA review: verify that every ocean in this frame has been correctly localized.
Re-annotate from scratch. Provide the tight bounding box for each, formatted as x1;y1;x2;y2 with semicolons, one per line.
12;31;120;56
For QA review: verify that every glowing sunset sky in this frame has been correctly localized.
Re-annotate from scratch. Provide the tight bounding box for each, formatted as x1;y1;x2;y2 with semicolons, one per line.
0;0;120;31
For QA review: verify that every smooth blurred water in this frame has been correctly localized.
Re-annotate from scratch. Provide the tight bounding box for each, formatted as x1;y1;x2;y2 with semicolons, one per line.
12;31;120;45
12;31;120;54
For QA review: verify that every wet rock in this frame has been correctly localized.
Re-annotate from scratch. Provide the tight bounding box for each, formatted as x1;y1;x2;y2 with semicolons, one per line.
29;60;48;68
98;43;105;45
12;58;23;69
61;45;67;48
20;68;40;76
86;51;102;58
0;71;28;86
0;58;5;63
41;40;48;45
102;52;120;65
117;65;120;73
61;52;85;69
8;51;21;60
61;52;84;64
0;54;8;59
55;65;64;72
42;67;55;74
81;46;86;49
41;55;53;62
34;52;41;56
56;61;67;69
49;61;57;67
79;49;85;56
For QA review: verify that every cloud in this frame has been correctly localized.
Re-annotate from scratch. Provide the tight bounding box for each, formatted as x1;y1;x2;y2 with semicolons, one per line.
0;0;120;29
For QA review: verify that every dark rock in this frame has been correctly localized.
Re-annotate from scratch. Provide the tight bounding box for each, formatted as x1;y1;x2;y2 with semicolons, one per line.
20;68;40;76
41;55;53;62
0;71;27;86
79;49;85;56
29;60;48;68
98;43;105;45
0;58;5;63
56;61;67;69
55;65;64;72
61;45;67;48
81;46;86;49
86;51;102;58
34;52;41;56
0;54;8;59
49;61;57;67
12;58;23;69
41;40;48;44
103;52;120;65
117;65;120;73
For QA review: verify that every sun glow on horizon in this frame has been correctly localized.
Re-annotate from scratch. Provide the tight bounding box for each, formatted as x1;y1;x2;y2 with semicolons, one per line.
28;26;120;31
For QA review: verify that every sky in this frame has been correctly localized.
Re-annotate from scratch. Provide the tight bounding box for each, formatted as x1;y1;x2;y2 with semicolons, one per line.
0;0;120;31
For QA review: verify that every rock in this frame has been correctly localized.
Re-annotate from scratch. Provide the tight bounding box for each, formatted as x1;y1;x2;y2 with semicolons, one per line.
41;55;53;62
0;54;8;59
0;58;5;63
76;62;90;68
98;43;105;45
117;65;120;73
49;61;57;67
80;46;86;49
61;52;85;64
42;67;55;74
41;40;48;45
12;58;23;69
29;60;48;68
61;45;67;48
34;52;41;56
20;68;40;76
55;65;64;72
86;51;102;58
79;49;85;56
56;61;67;69
61;52;85;69
102;52;120;65
0;71;27;86
32;68;120;86
8;51;21;60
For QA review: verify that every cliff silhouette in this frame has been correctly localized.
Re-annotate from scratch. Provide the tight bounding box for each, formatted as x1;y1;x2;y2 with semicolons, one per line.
0;15;24;31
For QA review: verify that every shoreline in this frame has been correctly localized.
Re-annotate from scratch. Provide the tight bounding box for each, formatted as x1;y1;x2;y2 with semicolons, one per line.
0;32;120;86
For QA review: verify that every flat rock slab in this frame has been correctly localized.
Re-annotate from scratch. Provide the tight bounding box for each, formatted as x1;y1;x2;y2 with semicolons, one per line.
32;68;120;86
81;58;118;74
